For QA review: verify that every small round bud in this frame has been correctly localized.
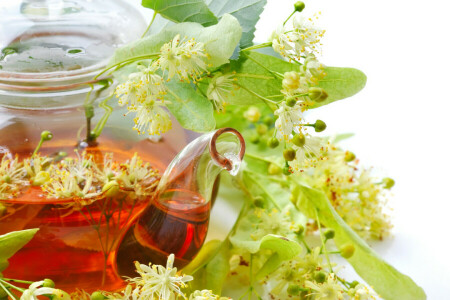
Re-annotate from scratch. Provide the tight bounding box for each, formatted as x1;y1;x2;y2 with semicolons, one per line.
268;163;282;175
267;137;280;148
256;124;268;136
243;106;261;123
249;134;260;144
349;280;359;288
283;165;291;176
340;243;355;258
32;171;50;186
283;148;296;161
41;130;53;141
43;278;55;288
287;284;301;296
58;151;68;157
295;224;305;236
344;151;356;162
2;175;11;184
91;291;106;300
383;177;395;189
314;120;327;132
324;228;335;240
102;180;120;197
292;133;306;147
294;1;305;12
0;203;6;217
308;87;328;102
263;116;273;126
285;97;297;107
253;196;265;208
314;271;327;283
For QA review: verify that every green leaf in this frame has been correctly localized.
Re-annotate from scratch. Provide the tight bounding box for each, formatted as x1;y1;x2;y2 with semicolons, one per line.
229;234;301;280
165;81;215;132
190;241;230;294
291;183;426;300
142;0;218;26
183;240;222;275
109;14;242;69
0;229;39;272
205;0;267;48
313;67;367;108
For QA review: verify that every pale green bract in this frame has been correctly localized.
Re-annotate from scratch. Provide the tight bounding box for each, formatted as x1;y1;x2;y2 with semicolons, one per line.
165;81;216;132
108;14;242;69
142;0;218;26
0;228;39;273
290;181;426;300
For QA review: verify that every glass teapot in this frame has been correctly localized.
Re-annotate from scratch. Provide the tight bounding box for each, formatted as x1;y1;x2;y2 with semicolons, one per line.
0;0;246;292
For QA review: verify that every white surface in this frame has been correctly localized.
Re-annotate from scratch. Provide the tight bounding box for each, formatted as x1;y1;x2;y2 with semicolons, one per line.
131;1;450;297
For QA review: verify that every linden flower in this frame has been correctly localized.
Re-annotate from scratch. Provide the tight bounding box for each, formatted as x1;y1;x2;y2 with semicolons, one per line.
116;153;159;195
115;72;147;109
305;273;344;300
270;25;295;58
281;71;309;97
207;73;235;112
137;64;167;97
20;281;70;300
158;34;208;81
291;135;327;172
291;13;325;55
297;247;324;275
251;208;295;240
300;53;326;85
128;254;193;300
0;154;27;199
274;101;303;141
352;284;377;300
131;100;172;136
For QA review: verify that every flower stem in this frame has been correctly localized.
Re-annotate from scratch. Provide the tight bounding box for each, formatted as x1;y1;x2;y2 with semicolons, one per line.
141;10;157;38
93;54;159;80
243;53;284;80
236;83;278;108
241;42;273;52
93;93;115;138
0;281;18;299
0;279;25;292
315;208;333;272
283;11;296;26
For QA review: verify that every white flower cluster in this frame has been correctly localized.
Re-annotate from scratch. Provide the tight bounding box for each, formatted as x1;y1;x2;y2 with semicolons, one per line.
116;34;210;136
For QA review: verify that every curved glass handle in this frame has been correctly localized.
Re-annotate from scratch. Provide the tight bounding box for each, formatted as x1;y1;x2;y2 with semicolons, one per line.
209;127;245;172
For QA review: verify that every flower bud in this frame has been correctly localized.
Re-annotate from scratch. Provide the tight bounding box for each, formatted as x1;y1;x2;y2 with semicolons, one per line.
1;175;11;184
282;71;301;91
91;291;106;300
283;148;296;161
52;289;71;300
383;177;395;189
285;97;298;107
314;271;327;283
314;119;327;132
268;163;282;175
324;228;335;239
344;151;356;162
292;133;306;147
249;134;260;144
41;130;53;141
32;171;50;186
294;1;306;12
263;116;273;126
43;278;55;288
253;196;265;208
349;280;359;288
308;87;328;102
287;284;301;295
243;106;261;123
256;124;268;136
267;137;280;148
295;224;305;236
102;180;120;197
340;243;355;258
0;203;6;217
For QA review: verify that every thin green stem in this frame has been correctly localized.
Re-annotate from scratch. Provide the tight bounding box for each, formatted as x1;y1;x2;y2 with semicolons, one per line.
93;94;115;138
299;236;311;253
2;279;33;285
315;208;333;272
31;139;43;158
241;42;273;52
0;279;25;292
142;10;158;38
0;281;18;300
94;54;159;79
283;11;296;26
245;171;282;210
236;83;278;108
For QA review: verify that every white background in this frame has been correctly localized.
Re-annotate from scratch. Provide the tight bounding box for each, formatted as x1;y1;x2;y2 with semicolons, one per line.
131;0;450;298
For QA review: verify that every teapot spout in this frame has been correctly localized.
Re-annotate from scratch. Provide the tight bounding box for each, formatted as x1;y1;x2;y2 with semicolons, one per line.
116;128;245;275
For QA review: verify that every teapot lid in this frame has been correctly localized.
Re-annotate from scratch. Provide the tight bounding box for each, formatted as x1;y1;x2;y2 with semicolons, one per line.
0;0;146;81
